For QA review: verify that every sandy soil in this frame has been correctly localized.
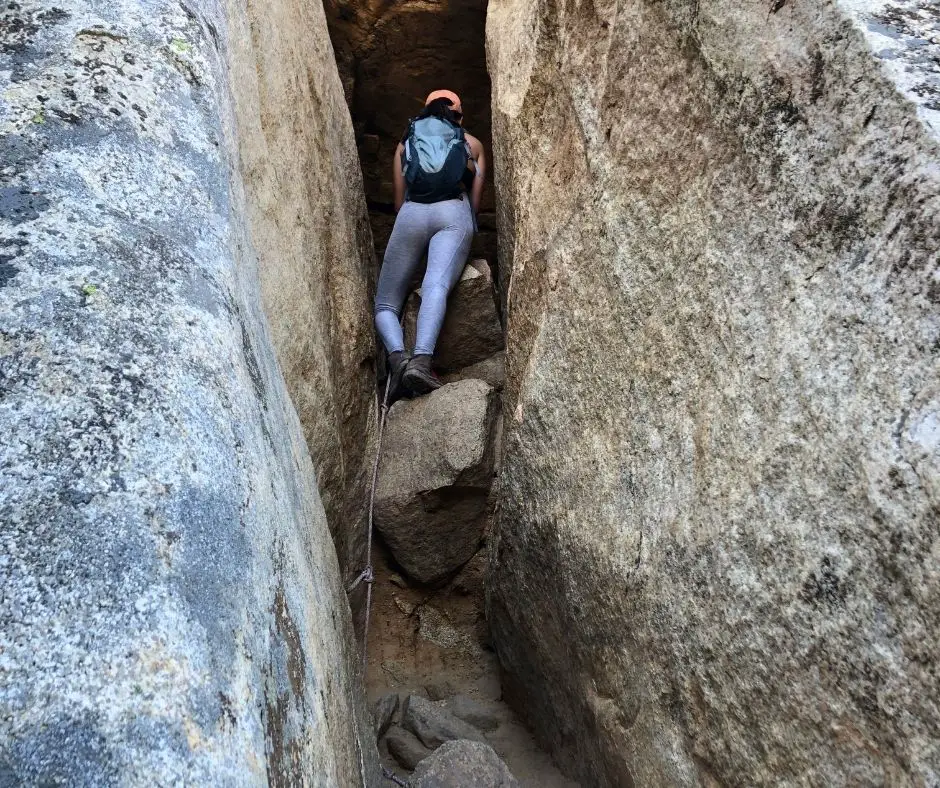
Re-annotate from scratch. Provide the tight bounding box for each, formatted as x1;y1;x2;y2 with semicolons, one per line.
361;540;580;787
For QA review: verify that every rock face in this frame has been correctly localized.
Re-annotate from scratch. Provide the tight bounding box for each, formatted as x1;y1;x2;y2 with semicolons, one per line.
409;740;519;788
227;0;378;579
0;0;378;784
404;260;504;373
487;0;940;785
375;380;498;585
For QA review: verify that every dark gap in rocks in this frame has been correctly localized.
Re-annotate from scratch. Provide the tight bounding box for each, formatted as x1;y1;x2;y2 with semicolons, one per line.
322;0;497;272
322;4;577;785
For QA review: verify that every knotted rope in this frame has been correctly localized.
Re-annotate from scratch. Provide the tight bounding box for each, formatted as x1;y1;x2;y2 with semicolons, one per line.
348;372;393;668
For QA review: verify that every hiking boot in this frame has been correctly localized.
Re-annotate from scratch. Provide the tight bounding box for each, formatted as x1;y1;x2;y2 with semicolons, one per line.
402;354;441;396
385;350;410;404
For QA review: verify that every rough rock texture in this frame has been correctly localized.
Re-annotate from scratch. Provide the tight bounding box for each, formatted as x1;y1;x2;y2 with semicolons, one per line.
375;380;498;585
487;0;940;785
841;1;940;134
441;351;506;391
402;695;488;749
409;740;519;788
404;260;504;373
385;724;433;772
0;0;378;784
321;0;497;266
226;0;378;580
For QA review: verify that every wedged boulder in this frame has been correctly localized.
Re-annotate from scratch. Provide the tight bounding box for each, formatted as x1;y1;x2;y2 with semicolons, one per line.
404;259;503;373
376;380;498;584
409;740;519;788
402;695;488;749
385;725;433;771
0;0;378;784
488;0;940;785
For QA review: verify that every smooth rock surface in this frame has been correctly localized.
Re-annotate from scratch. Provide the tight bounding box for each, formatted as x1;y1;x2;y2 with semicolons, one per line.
385;724;433;772
227;0;378;580
402;695;488;750
375;380;498;585
409;740;519;788
487;0;940;785
444;695;505;733
404;259;504;373
0;0;378;784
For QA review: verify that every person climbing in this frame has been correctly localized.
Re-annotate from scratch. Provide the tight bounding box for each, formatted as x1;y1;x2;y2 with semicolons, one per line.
374;89;487;399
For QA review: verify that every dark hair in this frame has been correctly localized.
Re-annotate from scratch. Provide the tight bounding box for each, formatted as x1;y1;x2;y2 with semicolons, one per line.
419;97;463;124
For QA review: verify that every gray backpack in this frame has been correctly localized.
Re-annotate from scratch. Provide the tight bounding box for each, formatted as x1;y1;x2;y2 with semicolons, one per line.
401;116;469;203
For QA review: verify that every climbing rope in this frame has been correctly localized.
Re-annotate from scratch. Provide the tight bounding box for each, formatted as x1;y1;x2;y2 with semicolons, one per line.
348;372;393;668
349;361;412;787
382;766;409;786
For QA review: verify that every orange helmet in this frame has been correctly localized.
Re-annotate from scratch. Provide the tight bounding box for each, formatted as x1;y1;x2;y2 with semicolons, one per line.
425;90;462;114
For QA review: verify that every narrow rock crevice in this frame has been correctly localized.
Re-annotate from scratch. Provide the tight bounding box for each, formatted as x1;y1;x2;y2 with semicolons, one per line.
321;4;577;782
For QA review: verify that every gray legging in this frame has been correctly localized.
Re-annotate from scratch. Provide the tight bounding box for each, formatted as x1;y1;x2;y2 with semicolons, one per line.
374;196;474;356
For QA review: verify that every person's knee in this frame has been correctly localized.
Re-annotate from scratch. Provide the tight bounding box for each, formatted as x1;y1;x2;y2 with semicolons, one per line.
374;302;401;320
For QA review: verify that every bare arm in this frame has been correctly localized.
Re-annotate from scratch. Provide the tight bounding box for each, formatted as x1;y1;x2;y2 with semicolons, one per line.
468;136;486;216
393;142;405;213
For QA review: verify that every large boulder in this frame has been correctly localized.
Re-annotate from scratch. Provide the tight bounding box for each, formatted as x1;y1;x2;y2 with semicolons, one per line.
0;0;378;784
487;0;940;785
375;380;498;584
404;259;504;373
401;695;488;749
409;740;519;788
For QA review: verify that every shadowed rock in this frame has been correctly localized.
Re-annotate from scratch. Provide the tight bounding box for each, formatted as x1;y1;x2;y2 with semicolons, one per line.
374;693;401;740
402;695;488;749
375;379;498;585
386;724;433;771
404;259;503;373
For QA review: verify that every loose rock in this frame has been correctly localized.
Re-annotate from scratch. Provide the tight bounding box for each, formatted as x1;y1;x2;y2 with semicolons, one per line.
409;740;519;787
375;380;498;584
402;695;487;749
445;695;505;733
373;693;400;740
385;725;433;772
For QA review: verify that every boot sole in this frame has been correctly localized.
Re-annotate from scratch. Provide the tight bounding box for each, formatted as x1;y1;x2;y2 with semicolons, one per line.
403;368;441;396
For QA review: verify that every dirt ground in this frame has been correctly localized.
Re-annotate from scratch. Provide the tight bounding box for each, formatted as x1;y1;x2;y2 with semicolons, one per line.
362;540;580;787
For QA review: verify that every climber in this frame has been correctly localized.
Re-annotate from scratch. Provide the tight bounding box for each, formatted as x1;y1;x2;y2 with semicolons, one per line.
374;89;487;399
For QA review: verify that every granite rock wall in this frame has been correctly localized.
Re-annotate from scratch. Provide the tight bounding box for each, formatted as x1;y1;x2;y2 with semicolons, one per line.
486;0;940;784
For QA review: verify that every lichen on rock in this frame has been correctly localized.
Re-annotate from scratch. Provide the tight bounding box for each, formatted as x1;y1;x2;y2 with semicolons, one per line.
0;0;378;784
